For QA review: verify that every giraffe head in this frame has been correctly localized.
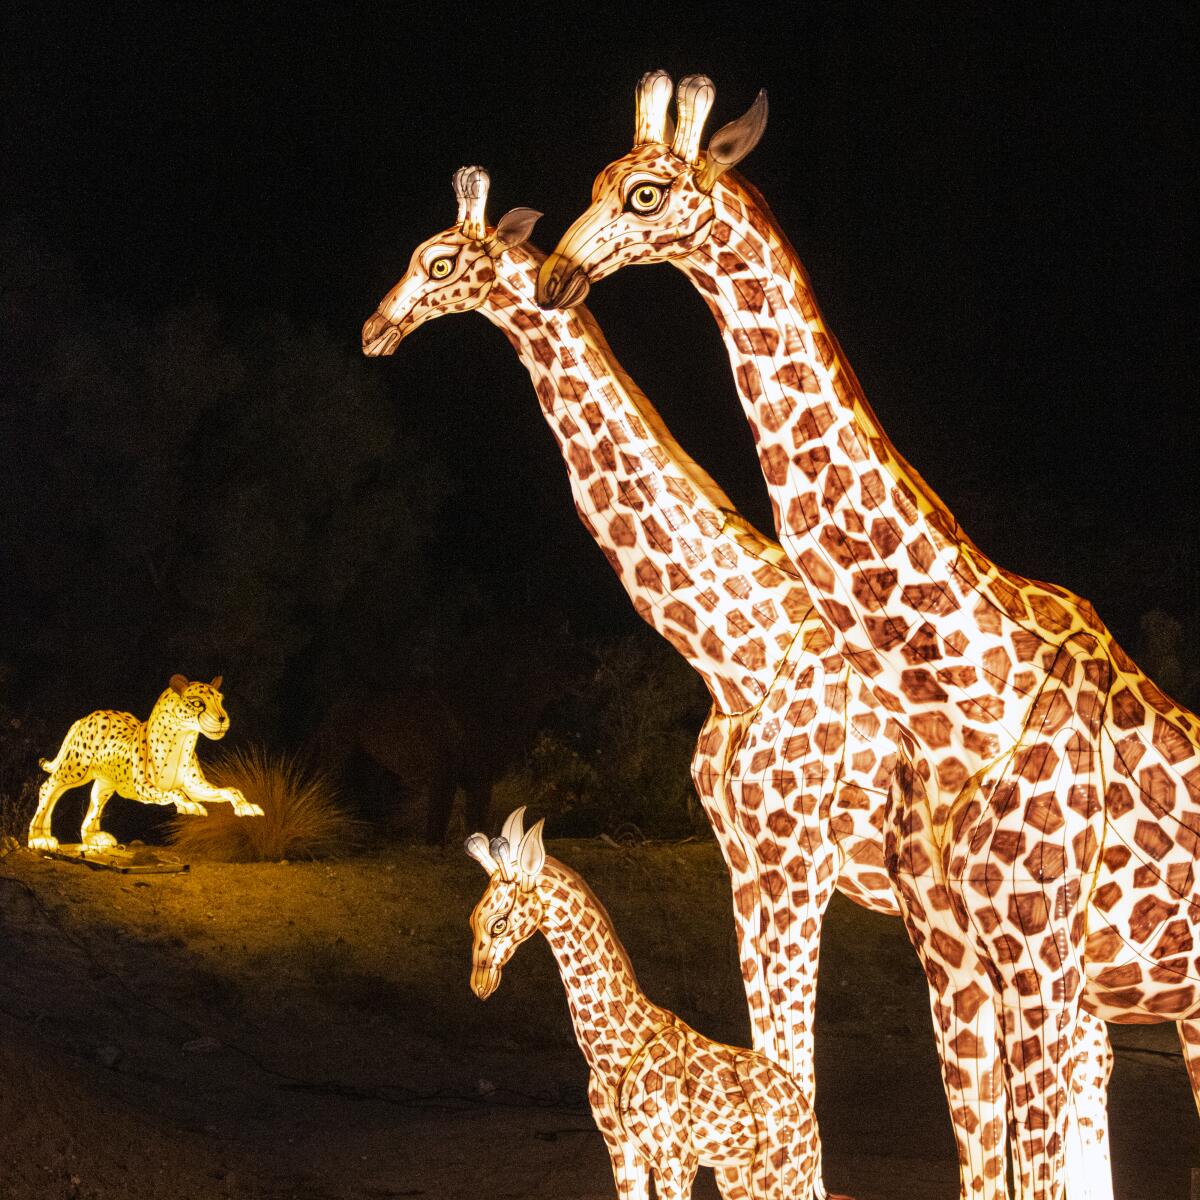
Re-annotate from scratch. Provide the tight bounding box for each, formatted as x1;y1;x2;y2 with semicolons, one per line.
362;166;543;355
536;71;767;309
465;806;547;1000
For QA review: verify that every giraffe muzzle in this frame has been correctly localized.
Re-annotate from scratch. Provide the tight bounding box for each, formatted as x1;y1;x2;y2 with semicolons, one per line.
471;962;501;1000
536;253;591;310
361;312;405;357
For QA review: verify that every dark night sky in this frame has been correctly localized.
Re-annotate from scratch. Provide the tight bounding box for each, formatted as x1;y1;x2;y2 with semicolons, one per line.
3;2;1196;653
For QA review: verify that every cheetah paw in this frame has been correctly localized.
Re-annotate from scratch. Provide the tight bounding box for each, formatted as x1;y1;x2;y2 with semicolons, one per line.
234;802;265;818
28;835;60;852
174;800;208;817
82;831;119;850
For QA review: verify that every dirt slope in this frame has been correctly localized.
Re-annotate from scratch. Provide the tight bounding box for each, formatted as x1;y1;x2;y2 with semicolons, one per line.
0;841;1194;1198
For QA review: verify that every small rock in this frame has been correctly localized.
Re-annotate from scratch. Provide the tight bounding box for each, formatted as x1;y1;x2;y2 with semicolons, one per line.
181;1036;223;1054
95;1043;123;1069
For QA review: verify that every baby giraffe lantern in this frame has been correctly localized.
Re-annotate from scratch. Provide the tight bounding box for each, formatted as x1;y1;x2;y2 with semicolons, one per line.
466;807;824;1200
28;674;263;853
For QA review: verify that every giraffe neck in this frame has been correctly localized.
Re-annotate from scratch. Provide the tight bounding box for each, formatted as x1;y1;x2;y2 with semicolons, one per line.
481;242;817;714
677;174;1099;756
536;859;665;1079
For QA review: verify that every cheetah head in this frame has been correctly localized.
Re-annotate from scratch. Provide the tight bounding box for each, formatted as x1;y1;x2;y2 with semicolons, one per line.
167;674;231;739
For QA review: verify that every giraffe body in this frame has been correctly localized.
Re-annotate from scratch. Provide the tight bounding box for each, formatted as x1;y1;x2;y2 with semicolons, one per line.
538;71;1198;1197
466;810;816;1200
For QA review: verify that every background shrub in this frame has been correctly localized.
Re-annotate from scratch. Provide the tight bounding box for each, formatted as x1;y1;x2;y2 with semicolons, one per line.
0;699;48;845
497;633;709;839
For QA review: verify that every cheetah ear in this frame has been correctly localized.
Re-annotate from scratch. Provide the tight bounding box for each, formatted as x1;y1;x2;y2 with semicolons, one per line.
169;674;188;695
210;675;223;689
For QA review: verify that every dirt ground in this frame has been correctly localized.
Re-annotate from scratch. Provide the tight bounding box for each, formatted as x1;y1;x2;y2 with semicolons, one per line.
0;838;1195;1199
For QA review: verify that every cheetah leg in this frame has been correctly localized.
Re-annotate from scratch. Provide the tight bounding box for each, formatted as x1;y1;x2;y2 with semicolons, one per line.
176;764;262;817
1062;1012;1113;1200
132;780;204;815
715;1165;752;1200
1177;1019;1200;1121
588;1075;650;1200
80;780;119;849
28;776;73;851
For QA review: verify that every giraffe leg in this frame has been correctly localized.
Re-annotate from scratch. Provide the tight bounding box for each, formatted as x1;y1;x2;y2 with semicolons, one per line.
886;767;1010;1199
588;1074;650;1200
80;779;118;849
734;1053;820;1200
1061;1012;1113;1200
997;983;1079;1200
722;752;836;1189
1177;1019;1200;1121
28;775;73;851
651;1159;698;1200
715;1165;752;1200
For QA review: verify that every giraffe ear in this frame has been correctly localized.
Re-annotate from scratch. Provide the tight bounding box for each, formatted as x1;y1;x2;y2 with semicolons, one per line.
491;208;542;250
169;674;188;695
698;89;768;191
517;818;546;886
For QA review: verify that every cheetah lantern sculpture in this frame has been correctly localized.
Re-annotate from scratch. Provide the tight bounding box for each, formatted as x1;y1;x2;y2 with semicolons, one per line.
28;674;263;853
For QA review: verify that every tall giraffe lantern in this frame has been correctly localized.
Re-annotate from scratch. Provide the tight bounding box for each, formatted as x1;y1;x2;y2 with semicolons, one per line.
539;71;1200;1199
467;808;817;1200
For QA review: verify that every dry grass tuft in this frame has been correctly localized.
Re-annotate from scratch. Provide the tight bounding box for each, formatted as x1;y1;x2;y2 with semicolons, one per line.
167;745;361;862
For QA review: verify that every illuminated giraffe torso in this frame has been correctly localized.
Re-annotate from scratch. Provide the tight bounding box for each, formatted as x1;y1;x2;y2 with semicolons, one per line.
538;71;1200;1198
467;811;816;1200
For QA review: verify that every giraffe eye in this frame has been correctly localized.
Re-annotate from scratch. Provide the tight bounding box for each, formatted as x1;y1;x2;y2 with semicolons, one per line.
626;183;666;214
490;917;507;936
429;255;455;279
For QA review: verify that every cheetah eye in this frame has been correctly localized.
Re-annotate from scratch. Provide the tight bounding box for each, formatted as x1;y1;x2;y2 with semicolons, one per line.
489;917;507;936
625;183;666;215
429;255;456;280
189;699;204;712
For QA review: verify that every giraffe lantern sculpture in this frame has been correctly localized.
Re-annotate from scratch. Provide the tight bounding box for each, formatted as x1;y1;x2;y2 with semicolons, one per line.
539;70;1200;1198
467;808;820;1200
363;162;940;1197
28;675;263;853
